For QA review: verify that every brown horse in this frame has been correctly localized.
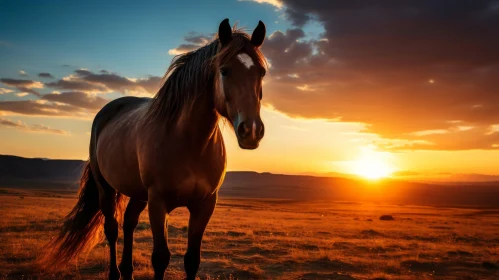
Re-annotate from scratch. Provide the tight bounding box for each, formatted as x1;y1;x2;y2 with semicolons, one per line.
41;18;267;280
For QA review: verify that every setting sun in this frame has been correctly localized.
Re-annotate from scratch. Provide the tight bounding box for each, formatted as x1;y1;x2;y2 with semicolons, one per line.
352;156;394;179
349;148;395;180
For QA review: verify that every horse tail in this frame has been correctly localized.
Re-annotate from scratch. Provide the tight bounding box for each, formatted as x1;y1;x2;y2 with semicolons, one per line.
39;161;105;269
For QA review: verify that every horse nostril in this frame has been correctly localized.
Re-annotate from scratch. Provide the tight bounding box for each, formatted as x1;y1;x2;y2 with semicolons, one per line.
237;122;249;139
258;124;265;139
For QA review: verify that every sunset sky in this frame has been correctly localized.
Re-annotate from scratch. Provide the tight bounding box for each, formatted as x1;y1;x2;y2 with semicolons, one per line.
1;1;499;178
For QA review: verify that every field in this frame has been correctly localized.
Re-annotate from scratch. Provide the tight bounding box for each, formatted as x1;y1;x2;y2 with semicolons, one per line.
1;188;499;280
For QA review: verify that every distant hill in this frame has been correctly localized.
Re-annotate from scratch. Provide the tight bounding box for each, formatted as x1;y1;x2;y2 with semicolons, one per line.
0;155;84;189
1;155;499;207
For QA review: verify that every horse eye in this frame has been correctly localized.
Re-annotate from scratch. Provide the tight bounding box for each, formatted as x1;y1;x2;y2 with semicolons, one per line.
220;68;229;76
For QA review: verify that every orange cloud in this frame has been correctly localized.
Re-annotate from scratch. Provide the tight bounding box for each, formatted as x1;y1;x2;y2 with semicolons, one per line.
252;1;499;151
0;117;69;135
0;79;44;96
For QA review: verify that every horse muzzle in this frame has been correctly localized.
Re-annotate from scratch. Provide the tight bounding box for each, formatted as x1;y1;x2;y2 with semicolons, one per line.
235;118;264;150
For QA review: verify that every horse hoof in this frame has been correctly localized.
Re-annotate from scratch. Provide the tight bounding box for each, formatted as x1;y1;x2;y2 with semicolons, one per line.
109;268;121;280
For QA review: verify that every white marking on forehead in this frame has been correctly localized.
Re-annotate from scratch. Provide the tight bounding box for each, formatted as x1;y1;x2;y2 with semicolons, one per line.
237;53;255;69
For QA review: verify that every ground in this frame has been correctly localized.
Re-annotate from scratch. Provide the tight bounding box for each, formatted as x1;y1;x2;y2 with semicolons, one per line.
0;188;498;279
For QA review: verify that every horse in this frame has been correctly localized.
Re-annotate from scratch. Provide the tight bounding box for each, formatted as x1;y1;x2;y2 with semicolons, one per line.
41;18;267;280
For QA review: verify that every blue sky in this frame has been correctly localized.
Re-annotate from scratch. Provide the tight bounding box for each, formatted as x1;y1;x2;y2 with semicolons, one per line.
0;0;282;84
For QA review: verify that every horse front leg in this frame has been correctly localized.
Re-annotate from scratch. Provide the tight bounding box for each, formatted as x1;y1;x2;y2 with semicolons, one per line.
119;198;147;280
148;190;171;280
184;193;217;280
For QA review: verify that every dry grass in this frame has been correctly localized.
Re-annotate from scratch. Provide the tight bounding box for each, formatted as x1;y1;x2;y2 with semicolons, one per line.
0;188;499;279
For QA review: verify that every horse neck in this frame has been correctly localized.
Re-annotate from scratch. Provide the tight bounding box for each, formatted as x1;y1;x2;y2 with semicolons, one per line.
178;88;220;144
147;85;220;151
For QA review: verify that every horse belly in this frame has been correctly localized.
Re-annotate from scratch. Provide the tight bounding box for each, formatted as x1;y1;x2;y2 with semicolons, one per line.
96;129;146;199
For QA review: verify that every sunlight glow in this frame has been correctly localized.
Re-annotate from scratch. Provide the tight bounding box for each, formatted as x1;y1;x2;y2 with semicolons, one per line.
351;148;395;180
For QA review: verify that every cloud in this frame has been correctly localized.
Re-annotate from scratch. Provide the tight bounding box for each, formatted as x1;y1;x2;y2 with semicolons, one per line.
240;0;283;8
486;124;499;135
0;78;43;96
0;79;43;89
0;88;14;94
0;100;88;117
168;32;213;55
393;170;421;177
0;91;110;118
0;117;69;135
183;32;212;45
74;69;138;92
411;130;449;137
247;0;499;151
168;44;200;55
135;76;163;94
45;78;109;93
44;70;161;95
38;72;54;78
19;70;28;77
0;68;160;118
42;91;109;110
284;7;310;26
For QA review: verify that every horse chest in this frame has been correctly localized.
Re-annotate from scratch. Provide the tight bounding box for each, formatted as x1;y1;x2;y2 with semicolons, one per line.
157;166;225;210
179;175;218;197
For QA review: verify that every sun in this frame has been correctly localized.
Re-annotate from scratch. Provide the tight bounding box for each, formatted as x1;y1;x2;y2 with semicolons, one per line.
350;150;395;180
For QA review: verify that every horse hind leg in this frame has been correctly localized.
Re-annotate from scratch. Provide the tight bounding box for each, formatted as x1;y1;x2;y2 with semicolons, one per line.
119;198;147;280
97;178;122;280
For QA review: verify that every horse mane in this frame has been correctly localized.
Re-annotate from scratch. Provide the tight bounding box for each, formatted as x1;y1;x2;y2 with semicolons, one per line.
146;28;267;125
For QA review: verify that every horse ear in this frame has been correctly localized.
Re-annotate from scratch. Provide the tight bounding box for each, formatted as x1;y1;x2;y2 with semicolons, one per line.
218;18;232;46
251;20;266;48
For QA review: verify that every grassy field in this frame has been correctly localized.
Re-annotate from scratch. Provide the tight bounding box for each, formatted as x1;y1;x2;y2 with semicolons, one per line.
1;188;499;279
